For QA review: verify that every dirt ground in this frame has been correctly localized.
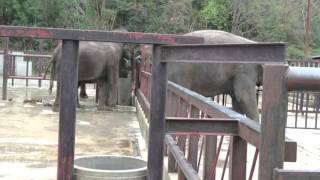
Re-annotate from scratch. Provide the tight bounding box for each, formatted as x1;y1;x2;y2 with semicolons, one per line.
0;79;141;180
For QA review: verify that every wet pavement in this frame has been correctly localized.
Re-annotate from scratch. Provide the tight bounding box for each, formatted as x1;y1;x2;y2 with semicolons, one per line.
1;78;320;180
0;79;141;180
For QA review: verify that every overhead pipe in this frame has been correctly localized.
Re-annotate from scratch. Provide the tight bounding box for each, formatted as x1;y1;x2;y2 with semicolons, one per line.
286;67;320;92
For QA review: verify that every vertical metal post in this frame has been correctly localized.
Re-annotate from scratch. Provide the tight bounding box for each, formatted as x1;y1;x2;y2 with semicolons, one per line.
11;56;15;86
38;39;44;87
26;58;29;86
229;136;247;180
177;98;188;180
2;37;9;100
147;45;167;180
10;56;16;86
258;65;288;180
168;93;179;173
57;40;79;180
188;105;200;169
203;135;217;180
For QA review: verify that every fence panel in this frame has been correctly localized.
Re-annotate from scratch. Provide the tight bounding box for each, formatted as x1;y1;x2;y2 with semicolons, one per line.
287;59;320;129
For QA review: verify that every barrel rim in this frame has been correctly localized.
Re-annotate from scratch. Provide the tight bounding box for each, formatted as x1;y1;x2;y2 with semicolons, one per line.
73;155;147;173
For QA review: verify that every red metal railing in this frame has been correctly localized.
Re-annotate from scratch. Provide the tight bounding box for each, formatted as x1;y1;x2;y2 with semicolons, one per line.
0;25;203;180
1;37;52;92
136;44;300;180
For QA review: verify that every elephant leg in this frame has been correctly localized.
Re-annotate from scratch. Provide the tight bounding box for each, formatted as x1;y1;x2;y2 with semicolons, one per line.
231;95;243;114
95;83;99;104
105;68;119;107
79;82;88;99
52;79;60;112
77;89;81;108
97;79;108;109
233;76;259;121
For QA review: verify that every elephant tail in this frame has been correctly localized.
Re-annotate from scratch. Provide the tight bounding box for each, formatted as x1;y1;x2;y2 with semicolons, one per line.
43;58;53;80
45;46;59;94
49;53;58;94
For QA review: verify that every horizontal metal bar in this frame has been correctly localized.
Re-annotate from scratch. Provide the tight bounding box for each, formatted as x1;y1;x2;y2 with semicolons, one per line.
238;122;259;147
8;76;48;80
239;123;297;162
166;117;238;135
168;82;230;119
136;89;150;120
161;43;285;63
0;25;203;44
274;168;320;180
8;53;52;58
166;81;296;162
287;67;320;92
165;135;201;180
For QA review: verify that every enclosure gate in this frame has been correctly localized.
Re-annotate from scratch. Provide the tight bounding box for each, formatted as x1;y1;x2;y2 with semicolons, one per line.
137;43;320;180
0;25;202;180
144;43;294;180
1;38;52;100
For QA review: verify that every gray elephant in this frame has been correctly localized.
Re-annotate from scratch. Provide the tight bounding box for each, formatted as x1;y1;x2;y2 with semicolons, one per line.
143;30;261;121
51;40;132;112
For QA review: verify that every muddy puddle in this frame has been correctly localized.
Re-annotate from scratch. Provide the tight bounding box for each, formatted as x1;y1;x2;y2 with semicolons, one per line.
0;80;141;180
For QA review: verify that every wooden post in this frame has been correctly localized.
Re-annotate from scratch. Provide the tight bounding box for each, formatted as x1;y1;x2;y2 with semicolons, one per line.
258;65;288;180
57;40;79;180
147;45;167;180
2;37;9;100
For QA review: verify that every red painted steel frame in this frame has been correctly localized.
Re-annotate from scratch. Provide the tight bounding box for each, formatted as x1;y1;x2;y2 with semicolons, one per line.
0;25;203;44
0;25;203;180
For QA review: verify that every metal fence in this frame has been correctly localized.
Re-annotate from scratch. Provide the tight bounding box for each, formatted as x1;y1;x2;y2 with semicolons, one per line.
1;38;52;100
1;25;319;180
0;25;203;180
136;43;305;180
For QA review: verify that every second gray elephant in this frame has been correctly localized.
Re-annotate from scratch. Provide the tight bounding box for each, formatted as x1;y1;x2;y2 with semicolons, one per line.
143;30;262;121
51;41;132;111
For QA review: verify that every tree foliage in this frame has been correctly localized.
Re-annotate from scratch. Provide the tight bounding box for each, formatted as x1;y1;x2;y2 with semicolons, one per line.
1;0;320;58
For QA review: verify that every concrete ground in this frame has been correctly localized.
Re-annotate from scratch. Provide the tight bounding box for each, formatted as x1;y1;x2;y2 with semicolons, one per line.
0;79;143;180
0;78;320;180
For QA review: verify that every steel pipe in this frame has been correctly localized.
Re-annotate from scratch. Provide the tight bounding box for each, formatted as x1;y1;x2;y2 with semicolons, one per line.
287;67;320;92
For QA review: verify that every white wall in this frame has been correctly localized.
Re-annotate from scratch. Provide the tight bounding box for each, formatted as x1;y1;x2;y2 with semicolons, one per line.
13;52;32;76
0;54;3;75
0;51;32;76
